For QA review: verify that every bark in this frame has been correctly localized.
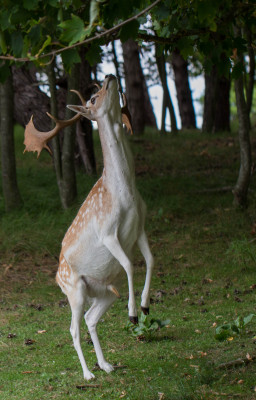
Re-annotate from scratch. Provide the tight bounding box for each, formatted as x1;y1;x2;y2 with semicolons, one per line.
60;65;80;209
245;27;255;127
171;49;196;129
202;70;216;133
214;74;230;132
202;65;230;133
122;39;157;134
77;47;96;175
156;51;177;133
233;51;251;208
12;65;51;131
0;72;23;211
111;40;123;93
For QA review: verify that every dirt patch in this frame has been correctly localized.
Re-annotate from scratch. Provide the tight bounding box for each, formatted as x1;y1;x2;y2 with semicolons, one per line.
0;254;58;293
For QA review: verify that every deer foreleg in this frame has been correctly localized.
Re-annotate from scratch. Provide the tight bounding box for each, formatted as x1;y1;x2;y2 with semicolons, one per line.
103;235;137;323
137;230;154;314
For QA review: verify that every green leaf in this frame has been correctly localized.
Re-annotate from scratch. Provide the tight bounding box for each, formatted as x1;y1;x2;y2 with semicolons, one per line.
59;14;86;45
0;31;7;54
23;0;39;11
35;35;51;58
243;314;255;326
89;0;100;27
119;20;140;42
11;31;23;57
85;44;102;66
61;48;81;72
0;63;11;83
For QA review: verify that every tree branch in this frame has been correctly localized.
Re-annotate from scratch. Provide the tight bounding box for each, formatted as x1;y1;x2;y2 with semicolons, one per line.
0;0;162;63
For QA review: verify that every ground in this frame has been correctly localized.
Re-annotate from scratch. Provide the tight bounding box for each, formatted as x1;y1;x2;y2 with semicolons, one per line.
0;126;256;399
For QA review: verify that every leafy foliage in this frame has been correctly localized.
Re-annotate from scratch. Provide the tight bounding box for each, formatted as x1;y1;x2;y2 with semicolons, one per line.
125;313;170;339
215;314;255;341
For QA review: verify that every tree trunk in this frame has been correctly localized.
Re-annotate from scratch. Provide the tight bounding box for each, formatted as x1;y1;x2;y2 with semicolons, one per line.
77;47;96;175
0;72;23;212
245;26;255;128
202;64;230;133
156;51;177;133
202;70;216;133
233;51;251;208
213;74;230;132
111;40;123;93
13;65;51;131
172;50;196;129
122;39;157;134
171;49;196;129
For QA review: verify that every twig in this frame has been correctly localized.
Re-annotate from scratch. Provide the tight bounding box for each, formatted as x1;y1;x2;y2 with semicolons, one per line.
217;356;255;370
0;0;161;63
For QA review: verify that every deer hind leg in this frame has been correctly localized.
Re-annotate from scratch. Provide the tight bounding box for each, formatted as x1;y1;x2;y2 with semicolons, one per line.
103;235;137;324
85;292;116;373
137;230;154;315
68;280;95;381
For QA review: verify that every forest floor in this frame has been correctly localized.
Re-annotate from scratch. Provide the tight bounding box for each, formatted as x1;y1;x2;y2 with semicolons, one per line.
1;125;256;399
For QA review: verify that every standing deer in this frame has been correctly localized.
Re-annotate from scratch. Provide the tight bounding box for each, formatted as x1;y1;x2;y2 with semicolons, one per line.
24;74;154;380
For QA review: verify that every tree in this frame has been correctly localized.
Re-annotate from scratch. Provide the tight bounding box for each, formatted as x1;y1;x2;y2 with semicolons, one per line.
0;71;23;212
122;39;157;134
171;49;196;130
155;50;177;133
202;65;230;133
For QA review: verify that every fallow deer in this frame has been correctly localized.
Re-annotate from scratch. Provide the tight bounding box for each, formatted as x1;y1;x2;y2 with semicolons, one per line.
24;74;154;380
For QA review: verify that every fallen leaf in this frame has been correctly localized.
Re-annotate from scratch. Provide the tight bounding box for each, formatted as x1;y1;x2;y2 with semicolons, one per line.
21;371;34;374
37;330;47;334
185;354;194;360
120;390;127;398
200;352;207;357
158;393;165;400
238;380;244;384
246;353;252;361
212;322;217;328
7;333;16;339
24;339;35;345
195;329;201;334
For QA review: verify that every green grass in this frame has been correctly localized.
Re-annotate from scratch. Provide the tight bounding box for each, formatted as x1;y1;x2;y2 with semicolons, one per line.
1;125;256;399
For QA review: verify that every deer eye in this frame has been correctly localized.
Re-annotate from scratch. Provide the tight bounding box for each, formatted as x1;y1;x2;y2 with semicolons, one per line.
91;97;96;105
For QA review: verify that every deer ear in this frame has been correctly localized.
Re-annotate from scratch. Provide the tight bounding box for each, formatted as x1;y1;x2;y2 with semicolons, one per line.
121;93;133;135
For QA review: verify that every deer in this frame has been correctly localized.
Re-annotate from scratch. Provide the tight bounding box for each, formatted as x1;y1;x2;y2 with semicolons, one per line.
24;74;154;380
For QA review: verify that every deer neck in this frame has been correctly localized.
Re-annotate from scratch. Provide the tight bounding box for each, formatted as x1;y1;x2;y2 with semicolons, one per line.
97;111;135;195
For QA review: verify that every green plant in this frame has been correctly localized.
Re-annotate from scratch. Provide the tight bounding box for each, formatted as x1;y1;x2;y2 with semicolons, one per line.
125;313;170;339
215;314;255;341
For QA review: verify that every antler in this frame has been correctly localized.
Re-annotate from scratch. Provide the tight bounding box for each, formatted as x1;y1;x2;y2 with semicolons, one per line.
121;93;133;135
23;89;87;158
24;112;82;158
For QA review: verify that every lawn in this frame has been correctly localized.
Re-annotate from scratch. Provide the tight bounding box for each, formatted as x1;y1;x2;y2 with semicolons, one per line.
1;125;256;399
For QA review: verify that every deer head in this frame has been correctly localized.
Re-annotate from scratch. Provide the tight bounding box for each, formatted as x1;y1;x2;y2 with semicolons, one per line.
23;75;133;157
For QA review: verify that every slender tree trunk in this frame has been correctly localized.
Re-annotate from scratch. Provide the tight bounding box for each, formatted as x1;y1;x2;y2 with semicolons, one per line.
171;49;196;129
122;39;157;134
202;70;216;133
47;63;78;209
156;51;177;133
0;72;22;211
245;27;255;128
78;47;96;175
233;31;251;208
60;65;80;209
202;63;230;133
111;40;123;93
213;74;230;132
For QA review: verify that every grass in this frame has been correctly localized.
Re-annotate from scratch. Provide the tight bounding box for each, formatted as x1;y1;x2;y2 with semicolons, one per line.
1;125;256;399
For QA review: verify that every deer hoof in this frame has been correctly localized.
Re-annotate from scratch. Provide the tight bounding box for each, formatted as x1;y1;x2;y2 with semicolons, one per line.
141;306;149;315
129;316;138;324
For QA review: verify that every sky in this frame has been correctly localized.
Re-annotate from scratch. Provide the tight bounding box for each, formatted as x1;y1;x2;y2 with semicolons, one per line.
98;41;205;131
